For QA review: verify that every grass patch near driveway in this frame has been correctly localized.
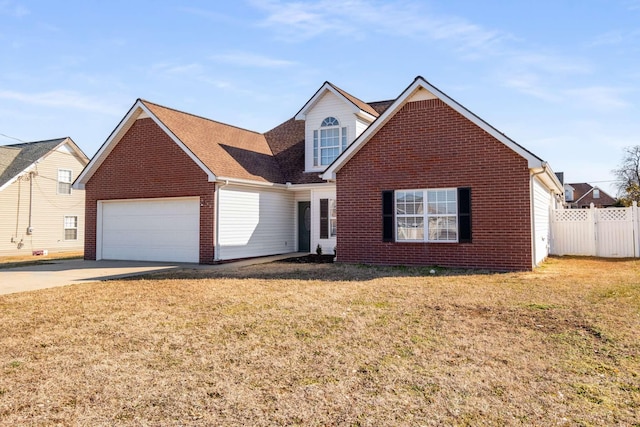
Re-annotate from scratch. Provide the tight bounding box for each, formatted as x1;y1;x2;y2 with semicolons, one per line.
1;256;639;425
0;251;83;269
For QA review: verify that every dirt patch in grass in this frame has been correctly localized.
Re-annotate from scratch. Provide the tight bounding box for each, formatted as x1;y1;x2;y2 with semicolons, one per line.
1;256;639;426
277;254;335;263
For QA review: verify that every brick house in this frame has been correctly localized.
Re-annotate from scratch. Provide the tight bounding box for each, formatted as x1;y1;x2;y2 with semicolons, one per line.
564;183;617;208
75;76;563;270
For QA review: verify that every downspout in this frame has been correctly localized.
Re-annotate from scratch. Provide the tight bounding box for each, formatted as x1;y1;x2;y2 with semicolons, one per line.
214;179;230;261
530;162;548;269
27;171;35;235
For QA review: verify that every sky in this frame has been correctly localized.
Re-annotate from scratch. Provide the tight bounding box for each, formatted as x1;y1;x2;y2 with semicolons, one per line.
1;0;638;196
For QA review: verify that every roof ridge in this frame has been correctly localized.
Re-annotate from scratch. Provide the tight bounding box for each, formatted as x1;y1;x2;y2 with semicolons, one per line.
3;137;68;148
326;82;379;117
139;99;263;136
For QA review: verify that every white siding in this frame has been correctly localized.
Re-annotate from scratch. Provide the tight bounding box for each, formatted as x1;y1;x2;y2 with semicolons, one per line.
218;185;294;260
305;92;367;172
355;117;370;138
532;177;553;266
311;187;337;255
0;147;86;257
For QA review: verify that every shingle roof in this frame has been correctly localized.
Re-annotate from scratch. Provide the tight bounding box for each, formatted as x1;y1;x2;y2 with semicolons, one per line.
264;118;323;185
567;182;617;207
327;82;380;117
566;183;593;201
263;97;396;185
142;100;286;184
368;100;395;115
0;138;67;188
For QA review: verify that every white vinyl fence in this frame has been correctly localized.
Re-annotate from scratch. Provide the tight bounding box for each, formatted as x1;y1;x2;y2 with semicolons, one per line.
550;202;640;258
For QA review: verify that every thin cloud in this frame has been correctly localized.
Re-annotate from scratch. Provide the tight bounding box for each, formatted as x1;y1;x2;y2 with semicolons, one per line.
152;62;205;76
211;52;297;68
0;89;121;115
626;0;640;10
179;6;238;24
503;73;561;102
590;29;640;47
0;0;29;17
150;62;235;90
509;52;592;75
563;86;631;112
250;0;506;53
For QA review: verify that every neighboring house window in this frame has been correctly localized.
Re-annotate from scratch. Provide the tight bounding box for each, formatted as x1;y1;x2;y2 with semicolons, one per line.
64;216;78;240
58;169;72;195
319;198;337;238
313;117;347;166
382;188;472;243
593;188;600;199
565;188;574;201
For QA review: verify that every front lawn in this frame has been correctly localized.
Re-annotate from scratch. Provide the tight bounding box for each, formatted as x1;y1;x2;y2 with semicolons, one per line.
1;257;638;426
0;251;83;269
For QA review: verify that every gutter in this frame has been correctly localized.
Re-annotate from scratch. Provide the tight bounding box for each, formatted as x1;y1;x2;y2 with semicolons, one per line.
216;176;288;189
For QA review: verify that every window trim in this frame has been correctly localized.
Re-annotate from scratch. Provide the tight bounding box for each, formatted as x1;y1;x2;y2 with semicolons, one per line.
63;215;78;241
319;198;337;239
329;199;337;238
57;169;72;195
383;187;471;244
313;117;347;167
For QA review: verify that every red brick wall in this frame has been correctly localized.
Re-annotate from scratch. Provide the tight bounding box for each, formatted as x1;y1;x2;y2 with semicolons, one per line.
84;118;216;263
336;99;533;271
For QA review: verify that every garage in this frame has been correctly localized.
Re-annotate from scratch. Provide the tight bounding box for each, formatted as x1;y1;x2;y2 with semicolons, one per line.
99;197;200;263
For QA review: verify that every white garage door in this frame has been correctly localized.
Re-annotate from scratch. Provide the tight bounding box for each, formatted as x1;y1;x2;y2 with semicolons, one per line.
100;198;200;263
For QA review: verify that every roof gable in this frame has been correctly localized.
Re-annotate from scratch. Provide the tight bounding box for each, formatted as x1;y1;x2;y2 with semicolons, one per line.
322;76;558;190
1;138;87;191
295;82;378;122
569;183;617;205
75;100;285;189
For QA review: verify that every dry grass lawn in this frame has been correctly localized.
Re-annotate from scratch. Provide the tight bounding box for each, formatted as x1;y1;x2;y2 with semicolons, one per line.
0;251;83;269
1;256;639;426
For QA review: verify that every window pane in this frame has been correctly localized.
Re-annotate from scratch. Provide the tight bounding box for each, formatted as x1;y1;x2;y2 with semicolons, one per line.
428;216;457;241
64;216;77;228
313;130;318;166
397;217;424;240
64;216;78;240
58;169;72;183
321;117;339;127
58;182;71;195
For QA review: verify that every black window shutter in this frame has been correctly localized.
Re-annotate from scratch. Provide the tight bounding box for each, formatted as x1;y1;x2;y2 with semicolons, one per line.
382;190;394;242
458;187;472;243
320;199;328;239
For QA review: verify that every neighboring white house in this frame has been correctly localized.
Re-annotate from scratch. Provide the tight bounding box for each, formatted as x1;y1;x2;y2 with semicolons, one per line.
0;138;89;257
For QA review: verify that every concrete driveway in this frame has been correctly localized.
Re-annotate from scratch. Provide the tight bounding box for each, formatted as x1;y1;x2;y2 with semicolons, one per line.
0;259;184;296
0;253;305;296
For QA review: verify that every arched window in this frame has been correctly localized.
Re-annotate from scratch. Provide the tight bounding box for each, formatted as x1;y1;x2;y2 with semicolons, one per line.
313;117;347;166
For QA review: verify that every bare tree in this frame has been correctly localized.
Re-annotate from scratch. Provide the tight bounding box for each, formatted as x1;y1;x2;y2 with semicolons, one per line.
613;145;640;206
